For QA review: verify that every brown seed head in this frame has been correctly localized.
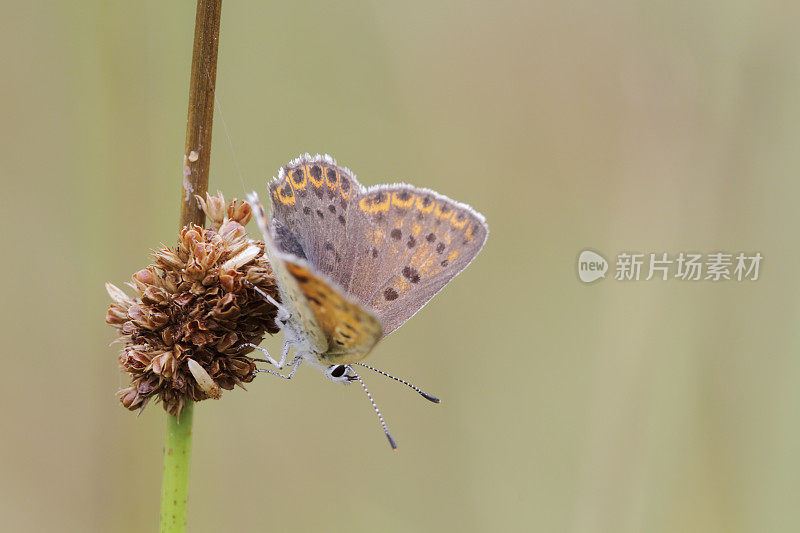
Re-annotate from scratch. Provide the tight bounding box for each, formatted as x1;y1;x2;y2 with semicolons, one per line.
106;192;279;416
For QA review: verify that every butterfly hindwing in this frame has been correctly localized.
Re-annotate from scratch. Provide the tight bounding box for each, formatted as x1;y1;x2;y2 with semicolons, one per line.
348;185;488;336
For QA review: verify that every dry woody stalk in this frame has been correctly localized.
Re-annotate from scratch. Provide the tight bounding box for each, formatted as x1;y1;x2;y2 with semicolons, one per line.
106;193;280;416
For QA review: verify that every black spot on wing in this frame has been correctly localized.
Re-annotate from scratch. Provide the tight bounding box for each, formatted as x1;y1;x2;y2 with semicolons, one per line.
402;266;420;283
326;168;338;184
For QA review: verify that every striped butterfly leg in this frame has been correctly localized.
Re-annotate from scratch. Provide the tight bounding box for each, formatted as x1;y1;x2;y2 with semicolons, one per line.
249;340;303;379
247;339;292;369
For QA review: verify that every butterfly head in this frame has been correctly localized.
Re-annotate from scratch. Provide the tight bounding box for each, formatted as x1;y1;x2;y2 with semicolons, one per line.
325;364;357;383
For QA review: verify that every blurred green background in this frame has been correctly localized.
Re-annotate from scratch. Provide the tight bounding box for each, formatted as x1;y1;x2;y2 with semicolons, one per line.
3;1;800;532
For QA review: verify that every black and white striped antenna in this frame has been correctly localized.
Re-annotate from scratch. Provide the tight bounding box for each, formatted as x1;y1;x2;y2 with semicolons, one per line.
349;366;397;451
354;362;441;403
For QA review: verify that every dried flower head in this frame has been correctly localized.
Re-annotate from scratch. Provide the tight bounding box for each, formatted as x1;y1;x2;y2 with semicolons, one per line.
106;192;279;416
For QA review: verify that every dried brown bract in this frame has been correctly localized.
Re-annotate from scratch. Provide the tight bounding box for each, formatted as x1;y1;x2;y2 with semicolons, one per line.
106;192;279;416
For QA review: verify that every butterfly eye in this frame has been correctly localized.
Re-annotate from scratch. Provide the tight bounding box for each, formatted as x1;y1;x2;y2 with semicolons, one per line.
326;364;355;383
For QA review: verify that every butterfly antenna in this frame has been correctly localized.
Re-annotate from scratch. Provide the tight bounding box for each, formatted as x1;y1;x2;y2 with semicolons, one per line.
354;362;441;404
349;366;397;451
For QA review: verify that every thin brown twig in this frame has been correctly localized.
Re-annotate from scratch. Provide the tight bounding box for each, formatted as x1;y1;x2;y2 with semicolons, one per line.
179;0;222;229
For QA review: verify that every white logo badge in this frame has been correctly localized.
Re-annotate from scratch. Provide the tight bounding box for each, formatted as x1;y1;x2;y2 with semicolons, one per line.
578;250;608;283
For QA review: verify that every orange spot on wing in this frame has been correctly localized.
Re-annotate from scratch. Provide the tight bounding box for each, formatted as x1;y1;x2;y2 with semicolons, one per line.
434;203;453;221
391;192;416;209
396;279;410;294
359;193;390;214
325;167;338;189
450;211;468;229
412;223;422;236
308;164;324;187
339;179;352;200
290;168;307;190
274;183;295;205
286;263;309;278
415;196;435;213
464;223;474;241
409;245;434;276
448;249;460;262
420;254;438;274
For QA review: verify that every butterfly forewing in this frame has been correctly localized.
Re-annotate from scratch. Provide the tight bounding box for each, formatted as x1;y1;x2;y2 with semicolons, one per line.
268;155;362;290
282;259;382;364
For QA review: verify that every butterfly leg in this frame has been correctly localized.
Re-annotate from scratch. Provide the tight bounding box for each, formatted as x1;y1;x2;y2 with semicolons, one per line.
246;340;292;369
272;297;292;327
257;355;302;380
248;283;292;327
250;341;302;378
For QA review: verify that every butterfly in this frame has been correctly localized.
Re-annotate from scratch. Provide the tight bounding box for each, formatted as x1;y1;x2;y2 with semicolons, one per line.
247;154;488;448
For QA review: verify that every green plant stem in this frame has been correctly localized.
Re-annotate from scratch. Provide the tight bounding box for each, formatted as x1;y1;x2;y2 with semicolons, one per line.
159;401;194;532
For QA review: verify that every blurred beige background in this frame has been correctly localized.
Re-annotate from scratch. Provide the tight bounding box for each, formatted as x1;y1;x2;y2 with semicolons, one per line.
2;1;800;532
